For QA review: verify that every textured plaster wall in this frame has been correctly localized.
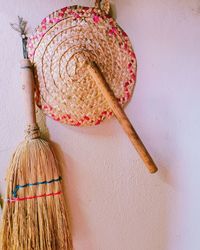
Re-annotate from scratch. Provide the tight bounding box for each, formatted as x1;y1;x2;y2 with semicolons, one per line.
0;1;200;250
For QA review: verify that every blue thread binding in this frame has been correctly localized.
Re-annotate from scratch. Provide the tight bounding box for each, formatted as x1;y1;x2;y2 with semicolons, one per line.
12;176;62;198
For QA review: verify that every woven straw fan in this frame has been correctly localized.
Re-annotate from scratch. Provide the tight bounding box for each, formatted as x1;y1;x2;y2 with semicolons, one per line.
28;0;158;173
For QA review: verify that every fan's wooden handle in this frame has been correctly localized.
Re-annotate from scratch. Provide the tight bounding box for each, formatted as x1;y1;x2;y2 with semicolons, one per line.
20;59;36;127
87;62;158;174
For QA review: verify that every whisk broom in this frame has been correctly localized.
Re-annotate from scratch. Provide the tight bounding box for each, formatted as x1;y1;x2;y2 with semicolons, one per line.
0;17;72;250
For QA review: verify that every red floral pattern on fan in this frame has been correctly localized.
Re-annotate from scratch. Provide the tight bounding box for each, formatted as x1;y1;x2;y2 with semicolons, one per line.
28;5;137;127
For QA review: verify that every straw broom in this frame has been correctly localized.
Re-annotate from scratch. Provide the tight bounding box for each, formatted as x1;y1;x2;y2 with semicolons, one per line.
0;17;72;250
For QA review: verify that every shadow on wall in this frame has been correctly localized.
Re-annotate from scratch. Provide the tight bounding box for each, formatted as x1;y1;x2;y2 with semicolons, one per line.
51;141;96;250
51;140;171;250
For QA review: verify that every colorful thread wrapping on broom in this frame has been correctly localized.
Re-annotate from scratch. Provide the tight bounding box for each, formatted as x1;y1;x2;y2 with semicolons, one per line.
12;176;62;198
6;191;62;203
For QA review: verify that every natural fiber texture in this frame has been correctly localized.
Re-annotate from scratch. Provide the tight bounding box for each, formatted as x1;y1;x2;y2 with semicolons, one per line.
28;5;137;127
95;0;110;14
0;125;72;250
10;16;28;59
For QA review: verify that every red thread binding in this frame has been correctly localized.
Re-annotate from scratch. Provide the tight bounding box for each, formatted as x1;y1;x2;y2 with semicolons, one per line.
7;191;62;203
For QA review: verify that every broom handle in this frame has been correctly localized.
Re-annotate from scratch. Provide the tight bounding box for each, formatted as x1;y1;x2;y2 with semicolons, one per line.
20;59;36;126
87;62;158;174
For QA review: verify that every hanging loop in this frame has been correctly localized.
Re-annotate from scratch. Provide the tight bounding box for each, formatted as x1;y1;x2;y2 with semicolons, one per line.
95;0;110;14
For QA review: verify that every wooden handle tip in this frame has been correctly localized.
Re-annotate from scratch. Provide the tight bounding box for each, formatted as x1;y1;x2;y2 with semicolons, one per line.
149;166;158;174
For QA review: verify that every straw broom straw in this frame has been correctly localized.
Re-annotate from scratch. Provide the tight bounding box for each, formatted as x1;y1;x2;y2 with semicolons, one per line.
0;17;72;250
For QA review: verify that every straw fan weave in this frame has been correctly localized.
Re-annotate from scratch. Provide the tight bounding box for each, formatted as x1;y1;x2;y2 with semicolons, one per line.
28;5;137;126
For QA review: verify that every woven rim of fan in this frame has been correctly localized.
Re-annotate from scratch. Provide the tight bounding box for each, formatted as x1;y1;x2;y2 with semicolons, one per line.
28;5;137;127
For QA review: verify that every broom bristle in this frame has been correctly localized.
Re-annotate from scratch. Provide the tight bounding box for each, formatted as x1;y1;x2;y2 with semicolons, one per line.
0;127;72;250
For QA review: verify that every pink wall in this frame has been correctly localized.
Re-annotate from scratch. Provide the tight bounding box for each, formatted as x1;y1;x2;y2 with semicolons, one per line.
0;0;200;249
